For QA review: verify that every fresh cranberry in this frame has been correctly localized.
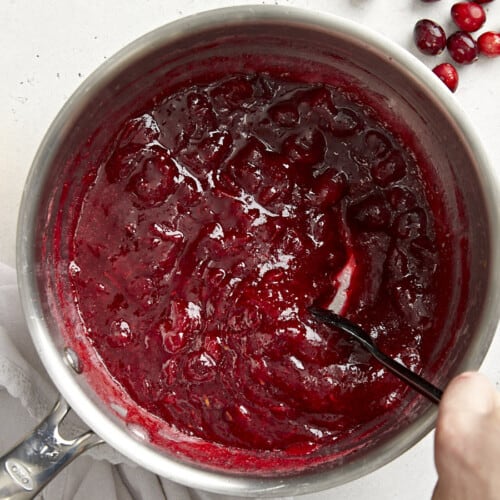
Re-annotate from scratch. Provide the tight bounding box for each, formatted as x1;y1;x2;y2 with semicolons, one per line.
447;31;479;64
474;0;493;3
451;2;486;32
432;63;459;92
478;31;500;57
414;19;447;55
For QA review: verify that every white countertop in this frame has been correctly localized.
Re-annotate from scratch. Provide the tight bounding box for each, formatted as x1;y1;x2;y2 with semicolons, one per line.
1;1;499;499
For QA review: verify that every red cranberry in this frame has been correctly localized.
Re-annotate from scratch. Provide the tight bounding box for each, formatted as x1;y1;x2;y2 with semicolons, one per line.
154;91;216;152
447;31;479;64
388;187;418;212
348;193;392;231
474;0;493;3
210;75;254;111
283;127;326;167
451;2;486;32
432;63;459;92
184;351;216;382
126;147;178;207
478;31;500;57
182;130;232;175
299;87;336;113
371;151;407;186
394;209;428;239
354;130;391;165
107;319;134;348
311;170;347;207
117;114;160;149
268;101;299;127
414;19;447;55
330;108;361;137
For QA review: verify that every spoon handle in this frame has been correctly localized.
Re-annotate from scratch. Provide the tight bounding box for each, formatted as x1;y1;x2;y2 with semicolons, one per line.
366;343;443;404
309;308;443;405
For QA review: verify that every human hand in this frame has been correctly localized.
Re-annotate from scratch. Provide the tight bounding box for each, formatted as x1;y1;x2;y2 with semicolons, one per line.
433;371;500;500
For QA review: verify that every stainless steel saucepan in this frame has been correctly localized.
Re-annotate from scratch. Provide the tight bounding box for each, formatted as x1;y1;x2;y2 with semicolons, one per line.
1;6;499;499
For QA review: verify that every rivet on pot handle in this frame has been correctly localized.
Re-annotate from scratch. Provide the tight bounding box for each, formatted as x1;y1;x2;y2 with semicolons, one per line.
0;398;103;499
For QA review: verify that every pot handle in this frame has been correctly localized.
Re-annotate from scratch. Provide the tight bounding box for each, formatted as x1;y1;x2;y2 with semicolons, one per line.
0;397;103;500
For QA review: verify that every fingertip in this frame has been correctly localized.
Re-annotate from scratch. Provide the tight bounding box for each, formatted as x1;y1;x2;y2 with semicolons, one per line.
441;371;495;416
431;481;443;500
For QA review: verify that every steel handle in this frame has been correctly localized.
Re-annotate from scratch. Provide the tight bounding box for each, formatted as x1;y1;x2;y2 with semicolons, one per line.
0;398;103;500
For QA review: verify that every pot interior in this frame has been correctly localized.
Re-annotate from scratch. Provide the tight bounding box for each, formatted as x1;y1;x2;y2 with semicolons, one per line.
20;7;496;494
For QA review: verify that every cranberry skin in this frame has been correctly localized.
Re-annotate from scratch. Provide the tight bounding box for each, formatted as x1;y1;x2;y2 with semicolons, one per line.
478;31;500;57
414;19;447;55
474;0;493;3
451;2;486;32
432;63;459;92
447;31;479;64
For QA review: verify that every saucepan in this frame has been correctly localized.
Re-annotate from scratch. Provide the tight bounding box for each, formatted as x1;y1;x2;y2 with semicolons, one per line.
1;5;499;499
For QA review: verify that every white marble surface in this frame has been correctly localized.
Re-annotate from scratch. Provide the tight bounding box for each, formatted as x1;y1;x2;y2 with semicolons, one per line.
1;1;499;499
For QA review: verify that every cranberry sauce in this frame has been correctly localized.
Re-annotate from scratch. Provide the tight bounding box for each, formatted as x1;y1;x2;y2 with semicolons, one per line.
69;74;446;453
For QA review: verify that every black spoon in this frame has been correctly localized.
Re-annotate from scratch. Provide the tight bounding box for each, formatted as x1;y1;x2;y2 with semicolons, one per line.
309;307;443;405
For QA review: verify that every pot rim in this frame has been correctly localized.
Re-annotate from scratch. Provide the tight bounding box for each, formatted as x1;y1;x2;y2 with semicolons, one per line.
16;5;500;497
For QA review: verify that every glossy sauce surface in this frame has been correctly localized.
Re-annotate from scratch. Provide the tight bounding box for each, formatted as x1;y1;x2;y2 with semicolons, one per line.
69;74;445;452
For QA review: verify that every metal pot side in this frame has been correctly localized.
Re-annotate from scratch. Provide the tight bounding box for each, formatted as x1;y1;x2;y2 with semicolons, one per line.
15;5;500;497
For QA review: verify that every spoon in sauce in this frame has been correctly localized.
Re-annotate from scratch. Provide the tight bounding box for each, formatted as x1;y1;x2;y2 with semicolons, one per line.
309;306;443;404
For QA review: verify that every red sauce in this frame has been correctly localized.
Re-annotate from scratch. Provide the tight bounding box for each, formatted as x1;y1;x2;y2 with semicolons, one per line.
69;74;449;456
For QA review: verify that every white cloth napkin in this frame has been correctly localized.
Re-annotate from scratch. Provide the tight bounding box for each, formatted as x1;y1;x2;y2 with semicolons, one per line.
0;262;294;500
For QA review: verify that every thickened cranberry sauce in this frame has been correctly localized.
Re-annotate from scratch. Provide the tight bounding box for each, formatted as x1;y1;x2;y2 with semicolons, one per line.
69;73;447;454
